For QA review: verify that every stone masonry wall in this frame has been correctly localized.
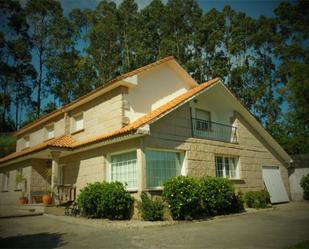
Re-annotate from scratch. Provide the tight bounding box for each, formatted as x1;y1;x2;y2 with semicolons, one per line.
144;103;290;195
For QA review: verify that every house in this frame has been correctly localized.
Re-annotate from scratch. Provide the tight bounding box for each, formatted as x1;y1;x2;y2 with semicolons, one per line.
0;56;292;206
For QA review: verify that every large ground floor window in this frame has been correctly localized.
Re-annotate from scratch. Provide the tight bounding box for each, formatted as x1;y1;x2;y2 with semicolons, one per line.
110;151;137;189
146;150;182;188
215;156;239;179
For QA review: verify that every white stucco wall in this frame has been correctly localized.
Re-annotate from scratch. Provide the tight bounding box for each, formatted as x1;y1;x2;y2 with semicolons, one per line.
190;85;234;125
289;167;309;200
125;64;191;122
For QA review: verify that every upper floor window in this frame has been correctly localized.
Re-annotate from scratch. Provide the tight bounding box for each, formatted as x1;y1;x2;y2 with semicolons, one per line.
24;135;30;148
46;124;55;139
215;156;240;179
146;149;183;189
1;172;10;191
110;150;137;190
73;113;84;132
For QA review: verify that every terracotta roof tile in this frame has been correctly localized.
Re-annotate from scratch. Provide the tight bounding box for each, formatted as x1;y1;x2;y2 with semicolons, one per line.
0;77;219;164
72;77;220;148
0;135;75;164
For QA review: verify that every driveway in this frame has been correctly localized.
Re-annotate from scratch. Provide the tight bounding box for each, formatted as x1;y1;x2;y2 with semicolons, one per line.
0;202;309;249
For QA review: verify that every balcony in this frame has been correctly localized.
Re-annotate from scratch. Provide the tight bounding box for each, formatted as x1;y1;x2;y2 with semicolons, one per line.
191;118;237;143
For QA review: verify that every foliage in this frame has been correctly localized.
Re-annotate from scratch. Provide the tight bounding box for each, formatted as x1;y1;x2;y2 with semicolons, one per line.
77;181;134;220
139;192;164;221
300;173;309;200
162;176;200;220
244;190;270;209
230;192;245;213
163;176;244;220
0;135;16;157
286;240;309;249
199;177;236;215
1;0;308;154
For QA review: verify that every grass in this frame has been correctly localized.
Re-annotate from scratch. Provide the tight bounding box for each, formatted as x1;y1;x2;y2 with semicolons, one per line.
286;241;309;249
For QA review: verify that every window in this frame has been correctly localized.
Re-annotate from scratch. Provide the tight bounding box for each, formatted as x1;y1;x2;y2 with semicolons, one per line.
215;156;239;179
146;150;182;188
2;172;9;191
74;113;84;132
24;135;30;148
110;151;137;189
46;124;55;139
195;109;211;131
15;168;23;190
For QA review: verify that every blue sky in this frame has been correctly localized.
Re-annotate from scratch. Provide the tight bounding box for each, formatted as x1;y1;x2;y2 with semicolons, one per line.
60;0;294;17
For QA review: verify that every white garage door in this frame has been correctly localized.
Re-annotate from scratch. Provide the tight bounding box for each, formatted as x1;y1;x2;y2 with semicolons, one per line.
262;166;289;204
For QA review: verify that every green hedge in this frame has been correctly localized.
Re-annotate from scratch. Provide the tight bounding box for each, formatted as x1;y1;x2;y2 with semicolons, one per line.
199;177;235;215
300;173;309;200
163;176;200;220
139;192;164;221
163;176;244;220
77;181;134;220
244;190;270;208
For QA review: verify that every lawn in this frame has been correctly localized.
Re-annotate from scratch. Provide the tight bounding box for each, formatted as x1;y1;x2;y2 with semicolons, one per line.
286;241;309;249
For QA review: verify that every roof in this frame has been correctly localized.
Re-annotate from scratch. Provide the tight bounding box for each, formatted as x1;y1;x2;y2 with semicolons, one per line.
0;135;75;164
16;56;176;137
0;78;220;164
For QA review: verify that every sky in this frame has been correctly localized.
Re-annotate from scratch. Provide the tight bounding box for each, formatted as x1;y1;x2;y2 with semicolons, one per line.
60;0;293;18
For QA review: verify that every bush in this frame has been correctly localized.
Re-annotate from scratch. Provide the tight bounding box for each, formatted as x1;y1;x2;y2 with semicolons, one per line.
199;177;236;215
77;181;134;220
300;173;309;200
244;190;270;209
163;176;200;220
140;192;164;221
230;192;245;213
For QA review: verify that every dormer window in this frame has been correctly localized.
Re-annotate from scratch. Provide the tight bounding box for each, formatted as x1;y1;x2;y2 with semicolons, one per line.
46;124;55;139
74;113;84;132
24;135;30;148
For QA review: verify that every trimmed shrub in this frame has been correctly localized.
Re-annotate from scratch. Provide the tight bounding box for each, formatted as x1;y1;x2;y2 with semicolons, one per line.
244;190;270;209
163;176;200;220
199;177;236;215
140;192;164;221
230;192;245;213
300;173;309;200
77;181;134;220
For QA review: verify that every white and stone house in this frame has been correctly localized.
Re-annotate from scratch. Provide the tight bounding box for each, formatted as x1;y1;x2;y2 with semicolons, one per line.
0;56;292;205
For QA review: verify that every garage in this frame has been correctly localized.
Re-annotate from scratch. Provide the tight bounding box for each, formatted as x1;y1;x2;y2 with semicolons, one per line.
262;166;289;204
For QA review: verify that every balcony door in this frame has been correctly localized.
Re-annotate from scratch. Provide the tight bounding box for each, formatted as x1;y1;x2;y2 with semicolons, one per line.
195;109;211;131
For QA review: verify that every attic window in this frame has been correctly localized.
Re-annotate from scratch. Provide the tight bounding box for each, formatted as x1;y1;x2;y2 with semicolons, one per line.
46;124;55;139
74;113;84;132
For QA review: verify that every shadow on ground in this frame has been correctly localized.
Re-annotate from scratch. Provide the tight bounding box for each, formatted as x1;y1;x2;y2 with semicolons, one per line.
0;232;66;249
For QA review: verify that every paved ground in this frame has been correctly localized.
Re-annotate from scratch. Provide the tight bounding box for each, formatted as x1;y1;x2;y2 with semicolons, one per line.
0;202;309;249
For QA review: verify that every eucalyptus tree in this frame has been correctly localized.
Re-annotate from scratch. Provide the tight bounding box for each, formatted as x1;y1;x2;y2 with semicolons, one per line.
0;0;35;131
25;0;63;118
86;0;121;84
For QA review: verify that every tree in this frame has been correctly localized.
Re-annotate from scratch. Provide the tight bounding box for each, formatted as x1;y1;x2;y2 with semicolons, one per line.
25;0;63;118
0;0;35;131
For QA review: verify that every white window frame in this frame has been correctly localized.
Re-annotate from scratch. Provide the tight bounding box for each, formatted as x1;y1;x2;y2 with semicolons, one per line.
107;149;138;192
145;148;185;190
215;155;240;180
24;135;30;148
73;113;84;132
2;171;10;191
46;124;55;139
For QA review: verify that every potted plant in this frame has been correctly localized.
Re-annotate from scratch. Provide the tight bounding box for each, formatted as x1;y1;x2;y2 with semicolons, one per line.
15;173;28;205
42;187;53;205
42;167;53;206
